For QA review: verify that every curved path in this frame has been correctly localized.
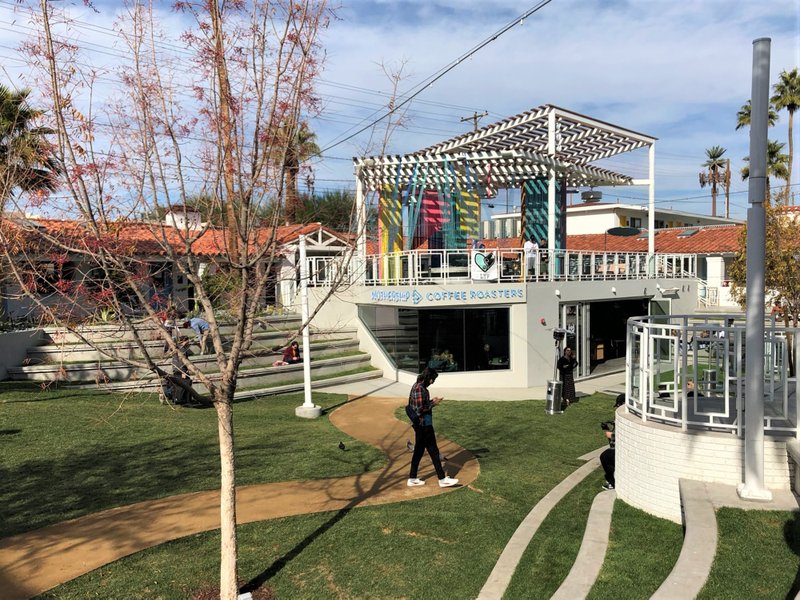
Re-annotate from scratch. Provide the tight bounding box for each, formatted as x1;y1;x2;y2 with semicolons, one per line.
0;396;480;600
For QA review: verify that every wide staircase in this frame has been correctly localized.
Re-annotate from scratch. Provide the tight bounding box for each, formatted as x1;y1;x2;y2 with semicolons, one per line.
7;314;382;399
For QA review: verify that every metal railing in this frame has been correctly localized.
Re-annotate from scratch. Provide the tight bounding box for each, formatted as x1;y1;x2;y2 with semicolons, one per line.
626;314;799;436
696;278;720;307
305;248;698;287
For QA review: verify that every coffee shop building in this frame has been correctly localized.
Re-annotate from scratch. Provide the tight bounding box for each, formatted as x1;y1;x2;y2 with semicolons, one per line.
303;105;698;388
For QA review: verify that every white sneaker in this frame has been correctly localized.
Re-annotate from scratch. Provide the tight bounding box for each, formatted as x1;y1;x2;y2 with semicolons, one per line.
438;476;459;488
407;478;425;487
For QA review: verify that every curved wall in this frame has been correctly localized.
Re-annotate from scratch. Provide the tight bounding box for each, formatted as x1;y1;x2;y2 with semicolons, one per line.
615;409;792;522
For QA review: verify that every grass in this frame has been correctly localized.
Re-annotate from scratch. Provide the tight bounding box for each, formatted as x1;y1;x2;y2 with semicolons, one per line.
3;385;798;598
505;471;606;598
699;508;800;599
8;387;617;599
0;383;384;538
589;500;683;598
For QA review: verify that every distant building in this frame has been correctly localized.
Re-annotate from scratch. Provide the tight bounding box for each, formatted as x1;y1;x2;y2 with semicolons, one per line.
483;202;743;239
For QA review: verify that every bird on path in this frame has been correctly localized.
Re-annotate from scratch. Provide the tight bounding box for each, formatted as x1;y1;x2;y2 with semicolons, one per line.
406;440;414;452
338;441;346;451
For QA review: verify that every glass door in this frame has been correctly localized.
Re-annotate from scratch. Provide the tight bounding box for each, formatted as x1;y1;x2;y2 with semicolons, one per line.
561;302;591;378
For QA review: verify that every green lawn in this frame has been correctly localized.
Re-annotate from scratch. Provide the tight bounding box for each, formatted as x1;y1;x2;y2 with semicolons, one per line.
1;383;796;599
700;508;800;599
0;383;384;538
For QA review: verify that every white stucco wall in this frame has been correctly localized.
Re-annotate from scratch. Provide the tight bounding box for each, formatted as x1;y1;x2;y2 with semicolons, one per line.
0;329;45;380
566;212;620;235
336;277;697;388
616;409;792;522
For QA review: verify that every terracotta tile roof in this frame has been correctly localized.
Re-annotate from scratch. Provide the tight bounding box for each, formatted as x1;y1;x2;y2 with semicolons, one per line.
567;225;743;254
1;218;346;258
481;225;743;254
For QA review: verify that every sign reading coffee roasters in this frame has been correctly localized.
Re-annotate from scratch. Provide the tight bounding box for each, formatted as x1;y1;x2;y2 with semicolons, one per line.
365;285;526;307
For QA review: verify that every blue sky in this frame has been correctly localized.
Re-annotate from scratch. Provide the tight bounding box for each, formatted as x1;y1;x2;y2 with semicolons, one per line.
1;0;798;221
311;0;800;219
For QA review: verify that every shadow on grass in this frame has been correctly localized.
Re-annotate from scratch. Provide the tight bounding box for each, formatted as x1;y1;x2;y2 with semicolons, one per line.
784;511;800;599
0;381;93;403
0;435;221;539
241;507;352;594
239;396;479;597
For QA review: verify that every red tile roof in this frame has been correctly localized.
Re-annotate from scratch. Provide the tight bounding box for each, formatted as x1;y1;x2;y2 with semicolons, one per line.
1;218;345;258
567;225;743;254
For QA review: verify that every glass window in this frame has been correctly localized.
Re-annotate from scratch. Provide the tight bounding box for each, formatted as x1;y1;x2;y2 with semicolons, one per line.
360;305;510;372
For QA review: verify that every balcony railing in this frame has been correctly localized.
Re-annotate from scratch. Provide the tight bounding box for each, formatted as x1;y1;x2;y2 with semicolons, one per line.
305;248;698;287
626;314;799;437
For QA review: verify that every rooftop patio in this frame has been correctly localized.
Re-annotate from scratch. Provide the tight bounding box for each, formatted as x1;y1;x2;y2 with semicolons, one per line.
306;247;697;287
352;104;658;265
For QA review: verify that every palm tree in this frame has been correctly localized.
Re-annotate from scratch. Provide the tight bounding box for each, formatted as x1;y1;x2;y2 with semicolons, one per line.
699;145;727;216
771;68;800;200
735;99;778;130
740;139;791;201
280;121;320;225
0;84;61;206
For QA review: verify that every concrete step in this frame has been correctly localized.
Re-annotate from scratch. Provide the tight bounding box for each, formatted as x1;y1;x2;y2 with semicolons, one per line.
70;354;374;393
232;368;384;400
23;328;357;364
41;315;302;345
9;339;361;383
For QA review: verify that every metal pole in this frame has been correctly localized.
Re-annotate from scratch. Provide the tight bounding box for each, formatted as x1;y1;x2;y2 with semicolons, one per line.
647;144;656;275
355;173;366;283
295;234;321;418
738;37;772;501
547;110;557;279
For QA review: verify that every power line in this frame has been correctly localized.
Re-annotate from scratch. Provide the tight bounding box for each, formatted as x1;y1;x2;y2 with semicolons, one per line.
316;0;555;155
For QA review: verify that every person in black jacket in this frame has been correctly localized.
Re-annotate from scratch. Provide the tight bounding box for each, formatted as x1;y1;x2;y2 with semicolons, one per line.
557;347;578;407
600;394;626;490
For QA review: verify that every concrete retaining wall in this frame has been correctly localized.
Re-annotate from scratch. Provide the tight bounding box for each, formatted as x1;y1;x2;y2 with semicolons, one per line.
616;409;792;522
0;329;45;380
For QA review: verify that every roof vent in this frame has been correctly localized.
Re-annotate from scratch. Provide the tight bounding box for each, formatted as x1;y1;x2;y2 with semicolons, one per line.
581;191;602;203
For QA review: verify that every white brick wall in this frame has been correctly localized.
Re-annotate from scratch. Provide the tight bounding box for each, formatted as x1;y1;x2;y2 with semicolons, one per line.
615;409;792;522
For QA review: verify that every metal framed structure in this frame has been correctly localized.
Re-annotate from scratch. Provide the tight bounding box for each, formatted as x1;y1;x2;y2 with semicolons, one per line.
353;104;658;267
626;314;799;437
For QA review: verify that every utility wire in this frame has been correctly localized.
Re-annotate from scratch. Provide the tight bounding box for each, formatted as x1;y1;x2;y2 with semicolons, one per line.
317;0;555;155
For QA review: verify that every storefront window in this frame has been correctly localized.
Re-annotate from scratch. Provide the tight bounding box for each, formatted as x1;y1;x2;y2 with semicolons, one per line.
359;305;510;372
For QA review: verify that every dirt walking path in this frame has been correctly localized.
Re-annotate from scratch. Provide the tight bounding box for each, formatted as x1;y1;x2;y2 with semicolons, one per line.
0;396;479;600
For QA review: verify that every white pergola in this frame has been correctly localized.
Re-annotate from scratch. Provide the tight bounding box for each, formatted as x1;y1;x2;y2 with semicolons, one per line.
353;104;657;263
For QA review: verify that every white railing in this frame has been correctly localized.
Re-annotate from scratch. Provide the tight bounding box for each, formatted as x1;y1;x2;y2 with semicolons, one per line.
305;248;698;287
696;279;720;307
626;314;799;436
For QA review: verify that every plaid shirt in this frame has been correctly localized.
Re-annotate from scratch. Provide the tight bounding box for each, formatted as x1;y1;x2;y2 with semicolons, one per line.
408;381;432;420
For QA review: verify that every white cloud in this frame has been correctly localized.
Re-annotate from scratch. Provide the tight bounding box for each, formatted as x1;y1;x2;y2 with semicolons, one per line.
312;0;800;217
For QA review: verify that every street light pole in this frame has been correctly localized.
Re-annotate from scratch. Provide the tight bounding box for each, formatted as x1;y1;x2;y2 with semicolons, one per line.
738;37;772;502
295;234;322;419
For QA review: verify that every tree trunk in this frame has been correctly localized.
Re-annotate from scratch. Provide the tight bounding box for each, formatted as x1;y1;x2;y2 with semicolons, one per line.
210;2;240;264
216;397;239;600
787;111;794;203
285;165;298;225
